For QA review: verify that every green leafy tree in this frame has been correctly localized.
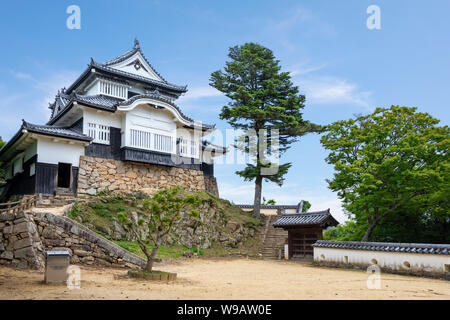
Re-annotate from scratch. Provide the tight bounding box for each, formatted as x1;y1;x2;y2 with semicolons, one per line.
117;187;203;272
323;220;363;241
321;106;449;241
262;197;276;206
369;199;450;243
210;43;322;218
300;200;311;213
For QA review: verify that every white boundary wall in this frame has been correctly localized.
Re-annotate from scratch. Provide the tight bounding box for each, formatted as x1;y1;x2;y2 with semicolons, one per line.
314;247;450;275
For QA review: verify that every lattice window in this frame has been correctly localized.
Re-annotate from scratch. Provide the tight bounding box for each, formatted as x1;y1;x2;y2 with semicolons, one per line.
87;123;110;144
129;129;174;154
99;80;128;99
154;133;173;153
179;137;189;157
130;129;152;150
179;137;199;158
190;140;198;158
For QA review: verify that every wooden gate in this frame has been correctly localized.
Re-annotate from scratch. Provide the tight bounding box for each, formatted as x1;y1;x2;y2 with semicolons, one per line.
288;228;322;258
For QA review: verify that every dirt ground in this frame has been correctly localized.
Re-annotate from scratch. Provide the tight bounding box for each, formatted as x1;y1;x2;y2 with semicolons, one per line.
0;257;448;300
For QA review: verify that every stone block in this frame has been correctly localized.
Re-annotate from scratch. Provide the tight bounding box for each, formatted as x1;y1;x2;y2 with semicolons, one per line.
14;222;32;234
13;217;27;224
3;225;13;235
86;188;97;195
81;255;94;263
0;214;15;222
13;237;33;250
43;239;66;247
0;251;14;260
74;249;90;257
42;228;58;239
14;246;34;259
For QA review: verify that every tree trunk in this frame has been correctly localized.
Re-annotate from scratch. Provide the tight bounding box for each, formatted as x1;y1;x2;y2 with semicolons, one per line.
360;193;421;242
253;175;263;219
143;239;161;273
144;259;154;272
361;220;377;242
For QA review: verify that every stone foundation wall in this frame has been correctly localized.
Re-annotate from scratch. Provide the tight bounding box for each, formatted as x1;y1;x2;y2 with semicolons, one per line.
204;176;219;197
77;156;218;197
0;211;145;270
0;212;45;269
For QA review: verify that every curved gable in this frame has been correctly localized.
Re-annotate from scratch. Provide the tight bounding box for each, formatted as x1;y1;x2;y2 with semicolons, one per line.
117;96;194;127
109;51;164;82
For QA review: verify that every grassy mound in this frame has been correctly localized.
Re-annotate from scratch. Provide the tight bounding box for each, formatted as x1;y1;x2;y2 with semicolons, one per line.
67;190;262;259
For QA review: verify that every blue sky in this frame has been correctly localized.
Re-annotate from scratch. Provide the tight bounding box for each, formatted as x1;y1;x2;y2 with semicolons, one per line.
0;1;449;222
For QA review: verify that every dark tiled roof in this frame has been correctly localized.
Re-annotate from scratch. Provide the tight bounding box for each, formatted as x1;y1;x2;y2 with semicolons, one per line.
65;41;188;96
48;91;215;130
273;210;338;227
312;240;450;255
101;39;170;84
202;141;227;153
118;92;176;107
23;120;92;141
48;92;123;124
91;61;187;93
117;94;215;129
74;94;123;111
49;91;72;118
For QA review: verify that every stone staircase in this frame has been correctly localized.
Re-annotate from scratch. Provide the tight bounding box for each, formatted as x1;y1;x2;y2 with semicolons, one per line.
259;215;288;259
36;194;77;208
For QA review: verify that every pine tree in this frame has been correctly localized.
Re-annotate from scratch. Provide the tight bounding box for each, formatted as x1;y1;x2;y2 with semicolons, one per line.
210;43;322;218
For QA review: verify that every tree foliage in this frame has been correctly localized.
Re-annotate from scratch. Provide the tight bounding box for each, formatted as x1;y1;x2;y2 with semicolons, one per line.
262;197;276;205
301;200;312;213
321;106;449;241
323;220;363;241
117;186;203;272
210;42;322;218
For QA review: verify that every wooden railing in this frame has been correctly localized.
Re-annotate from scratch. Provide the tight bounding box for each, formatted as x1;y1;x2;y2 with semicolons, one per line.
0;195;37;215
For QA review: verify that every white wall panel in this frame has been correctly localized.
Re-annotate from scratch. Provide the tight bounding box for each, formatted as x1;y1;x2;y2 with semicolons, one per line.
314;247;450;274
37;138;85;167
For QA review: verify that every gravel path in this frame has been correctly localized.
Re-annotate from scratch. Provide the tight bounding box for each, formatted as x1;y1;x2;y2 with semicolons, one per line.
0;258;448;300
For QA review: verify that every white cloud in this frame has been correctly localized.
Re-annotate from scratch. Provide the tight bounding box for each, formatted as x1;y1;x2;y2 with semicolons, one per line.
10;71;33;80
35;71;79;115
178;86;222;102
288;62;327;77
270;7;315;31
265;7;337;38
0;69;79;140
300;76;373;109
10;69;79;118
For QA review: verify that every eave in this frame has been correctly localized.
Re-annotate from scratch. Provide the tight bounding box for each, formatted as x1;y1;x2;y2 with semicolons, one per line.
0;122;91;163
47;98;115;126
66;63;187;97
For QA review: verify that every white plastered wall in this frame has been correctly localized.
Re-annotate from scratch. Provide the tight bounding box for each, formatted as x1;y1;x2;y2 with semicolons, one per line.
8;141;37;177
36;137;85;167
83;108;122;133
24;141;37;162
122;104;184;153
314;247;450;274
